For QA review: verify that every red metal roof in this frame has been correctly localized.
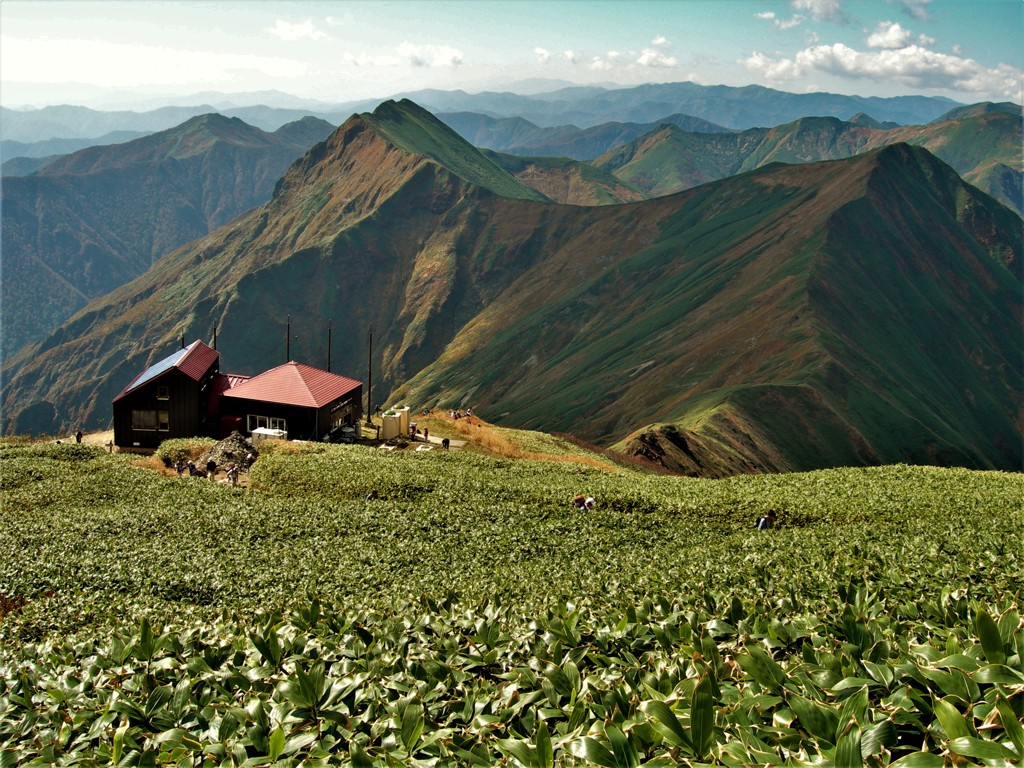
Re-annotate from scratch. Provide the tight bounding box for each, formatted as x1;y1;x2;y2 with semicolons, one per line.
113;339;219;401
177;341;220;381
221;362;361;408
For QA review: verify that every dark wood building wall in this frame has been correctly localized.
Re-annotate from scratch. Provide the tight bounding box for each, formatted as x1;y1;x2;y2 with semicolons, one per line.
220;386;362;442
113;366;220;449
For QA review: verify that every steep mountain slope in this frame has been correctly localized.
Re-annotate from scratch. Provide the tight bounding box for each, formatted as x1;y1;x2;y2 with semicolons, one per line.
597;109;1023;214
1;114;335;358
391;144;1021;474
3;102;1018;478
483;150;644;205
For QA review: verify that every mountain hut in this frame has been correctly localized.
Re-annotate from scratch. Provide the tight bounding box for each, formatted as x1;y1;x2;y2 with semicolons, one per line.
216;361;363;442
112;340;223;450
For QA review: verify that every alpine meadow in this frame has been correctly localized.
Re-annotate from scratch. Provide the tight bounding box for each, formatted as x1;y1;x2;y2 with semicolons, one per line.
1;16;1023;766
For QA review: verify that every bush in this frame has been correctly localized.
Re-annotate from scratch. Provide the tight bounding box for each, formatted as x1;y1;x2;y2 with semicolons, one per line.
155;437;217;466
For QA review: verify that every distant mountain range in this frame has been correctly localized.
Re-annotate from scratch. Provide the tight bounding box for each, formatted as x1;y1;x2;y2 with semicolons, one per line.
1;114;335;358
3;100;1019;475
0;81;962;144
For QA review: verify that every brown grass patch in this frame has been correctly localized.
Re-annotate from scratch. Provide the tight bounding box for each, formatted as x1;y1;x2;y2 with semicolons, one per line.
0;594;29;623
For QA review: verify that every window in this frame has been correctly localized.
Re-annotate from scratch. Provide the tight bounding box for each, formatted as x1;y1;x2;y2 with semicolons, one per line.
132;410;157;431
158;411;170;431
247;414;287;433
156;385;170;400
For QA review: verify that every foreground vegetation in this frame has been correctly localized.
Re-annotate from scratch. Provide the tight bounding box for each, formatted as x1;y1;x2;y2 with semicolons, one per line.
1;438;1021;766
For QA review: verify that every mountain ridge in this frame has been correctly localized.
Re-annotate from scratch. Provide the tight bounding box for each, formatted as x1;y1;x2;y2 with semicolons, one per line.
3;102;1018;477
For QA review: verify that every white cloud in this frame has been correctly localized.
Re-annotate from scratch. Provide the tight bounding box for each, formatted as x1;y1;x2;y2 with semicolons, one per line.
867;21;912;49
267;19;328;42
742;42;1024;100
563;50;579;64
637;48;678;68
896;0;933;21
791;0;843;22
396;42;463;68
589;57;613;72
917;33;935;47
534;47;551;64
651;35;669;46
741;51;802;80
757;9;805;30
0;35;312;86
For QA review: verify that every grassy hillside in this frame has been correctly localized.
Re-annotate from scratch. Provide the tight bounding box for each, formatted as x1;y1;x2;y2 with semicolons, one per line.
365;100;548;202
1;438;1021;765
597;109;1023;215
484;150;644;205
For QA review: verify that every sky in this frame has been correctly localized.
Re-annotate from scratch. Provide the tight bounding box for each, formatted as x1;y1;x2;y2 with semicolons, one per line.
2;0;1021;109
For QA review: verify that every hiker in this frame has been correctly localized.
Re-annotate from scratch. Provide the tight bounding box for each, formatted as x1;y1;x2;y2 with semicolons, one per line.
573;495;587;510
423;427;429;442
585;497;595;510
226;464;239;487
206;458;217;481
441;437;450;450
175;459;185;477
75;430;83;444
756;510;777;530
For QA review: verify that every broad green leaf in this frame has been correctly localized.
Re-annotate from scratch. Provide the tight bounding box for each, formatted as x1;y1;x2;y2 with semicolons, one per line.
737;645;785;692
606;725;639;768
974;665;1024;684
975;608;1006;665
888;752;946;767
690;672;714;759
834;723;862;768
399;697;424;753
350;742;374;768
535;719;554;768
573;736;617;768
640;700;689;749
268;725;285;762
996;698;1024;756
932;697;970;741
788;693;839;744
948;736;1018;760
497;737;538;768
861;720;897;756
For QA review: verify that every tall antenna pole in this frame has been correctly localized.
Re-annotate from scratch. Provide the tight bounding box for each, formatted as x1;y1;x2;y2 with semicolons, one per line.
212;324;217;350
286;314;291;362
365;324;374;426
327;320;332;372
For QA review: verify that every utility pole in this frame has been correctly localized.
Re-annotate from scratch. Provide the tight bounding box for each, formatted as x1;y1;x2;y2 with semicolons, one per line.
286;314;291;362
327;319;332;372
365;324;374;426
